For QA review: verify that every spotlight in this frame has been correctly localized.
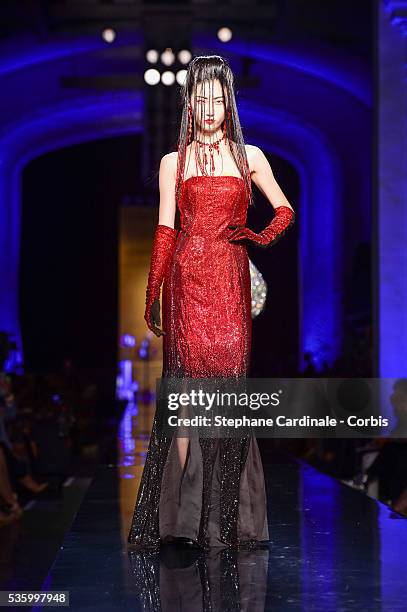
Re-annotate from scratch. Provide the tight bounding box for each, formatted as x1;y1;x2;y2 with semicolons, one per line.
102;27;116;43
176;69;188;85
161;48;175;66
146;49;159;63
178;49;192;64
161;71;175;86
217;27;232;42
144;68;161;85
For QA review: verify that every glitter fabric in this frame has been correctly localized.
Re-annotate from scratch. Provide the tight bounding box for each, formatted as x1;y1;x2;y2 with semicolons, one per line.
164;175;252;378
144;224;178;334
128;175;271;552
227;204;295;248
127;546;269;611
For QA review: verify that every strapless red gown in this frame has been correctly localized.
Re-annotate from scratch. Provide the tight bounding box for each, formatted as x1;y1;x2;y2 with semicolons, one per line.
128;175;269;550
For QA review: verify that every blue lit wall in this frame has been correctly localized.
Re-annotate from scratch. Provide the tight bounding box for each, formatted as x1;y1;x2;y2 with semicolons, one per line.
378;1;407;377
0;93;143;369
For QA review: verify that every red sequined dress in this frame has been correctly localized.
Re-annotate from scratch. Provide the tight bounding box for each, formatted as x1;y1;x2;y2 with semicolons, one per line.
128;175;269;550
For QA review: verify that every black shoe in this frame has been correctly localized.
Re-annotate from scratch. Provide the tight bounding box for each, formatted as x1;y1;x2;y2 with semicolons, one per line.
173;537;203;549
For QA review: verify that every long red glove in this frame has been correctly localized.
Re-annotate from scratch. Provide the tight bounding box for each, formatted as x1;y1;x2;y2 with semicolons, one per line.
227;205;295;248
145;224;178;336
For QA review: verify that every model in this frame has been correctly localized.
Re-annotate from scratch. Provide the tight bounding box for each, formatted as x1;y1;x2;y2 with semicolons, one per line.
127;55;295;551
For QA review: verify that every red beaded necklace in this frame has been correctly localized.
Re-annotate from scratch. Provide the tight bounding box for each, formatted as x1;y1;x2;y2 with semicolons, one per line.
195;130;227;174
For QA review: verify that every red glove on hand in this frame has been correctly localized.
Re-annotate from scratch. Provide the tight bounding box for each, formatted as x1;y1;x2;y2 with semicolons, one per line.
145;224;178;336
227;205;295;248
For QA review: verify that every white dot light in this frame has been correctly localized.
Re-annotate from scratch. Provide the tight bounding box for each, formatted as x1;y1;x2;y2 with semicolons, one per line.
144;68;161;85
102;28;116;43
176;69;188;85
178;49;192;64
146;49;159;63
161;48;175;66
217;27;233;42
162;71;175;86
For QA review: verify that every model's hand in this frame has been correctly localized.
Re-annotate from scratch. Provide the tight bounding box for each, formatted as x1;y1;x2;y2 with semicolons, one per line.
226;225;268;247
227;207;295;249
145;298;166;337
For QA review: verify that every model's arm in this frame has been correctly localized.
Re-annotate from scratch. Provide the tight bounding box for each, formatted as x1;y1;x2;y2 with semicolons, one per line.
248;145;294;213
227;145;295;248
158;152;177;228
144;153;178;337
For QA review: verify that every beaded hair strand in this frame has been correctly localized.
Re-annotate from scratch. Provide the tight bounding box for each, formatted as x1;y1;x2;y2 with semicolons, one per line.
174;55;253;211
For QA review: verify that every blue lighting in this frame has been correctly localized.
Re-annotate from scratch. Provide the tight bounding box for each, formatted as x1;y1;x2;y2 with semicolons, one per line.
193;35;372;106
0;32;141;77
122;334;136;348
0;92;143;366
0;30;373;373
240;104;343;369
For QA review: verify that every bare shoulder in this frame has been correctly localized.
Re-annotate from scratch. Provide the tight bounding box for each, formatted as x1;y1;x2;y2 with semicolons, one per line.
244;144;263;173
160;152;178;180
245;144;263;160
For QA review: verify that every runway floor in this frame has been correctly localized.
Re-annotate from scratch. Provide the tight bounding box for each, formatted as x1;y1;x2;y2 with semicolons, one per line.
34;400;407;611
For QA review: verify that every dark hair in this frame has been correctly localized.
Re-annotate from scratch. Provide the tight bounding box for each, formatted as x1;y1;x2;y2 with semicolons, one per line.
175;55;253;210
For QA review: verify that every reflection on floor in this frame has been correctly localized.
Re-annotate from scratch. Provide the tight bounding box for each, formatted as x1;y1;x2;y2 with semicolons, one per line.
35;399;407;611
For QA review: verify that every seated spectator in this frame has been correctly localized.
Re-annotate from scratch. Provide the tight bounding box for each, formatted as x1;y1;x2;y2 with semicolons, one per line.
0;364;49;503
393;487;407;516
365;379;407;505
